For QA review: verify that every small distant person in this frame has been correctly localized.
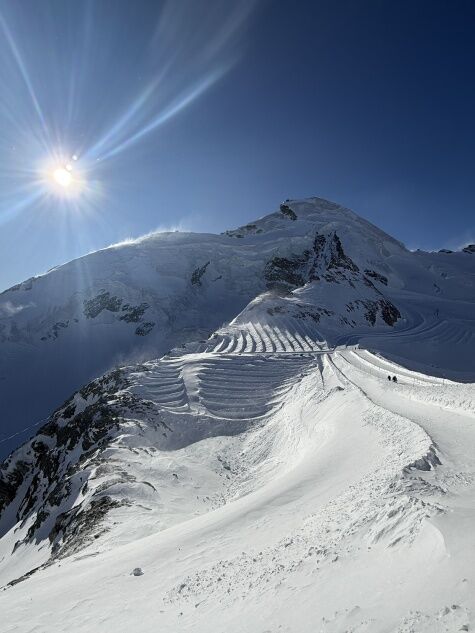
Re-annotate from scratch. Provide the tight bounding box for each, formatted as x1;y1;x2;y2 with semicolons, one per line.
387;375;391;381
392;375;397;383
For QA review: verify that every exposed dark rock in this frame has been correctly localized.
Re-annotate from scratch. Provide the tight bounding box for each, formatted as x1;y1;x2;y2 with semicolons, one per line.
264;254;309;289
262;230;400;329
135;321;155;336
6;565;42;588
380;300;401;326
266;306;285;316
132;567;144;576
49;496;127;559
120;303;149;323
0;479;15;508
312;234;326;262
309;232;359;282
346;298;400;327
223;223;264;238
0;460;29;516
462;244;475;254
290;302;334;324
327;234;359;273
0;368;138;554
191;262;210;286
83;291;122;318
364;269;388;286
41;320;70;341
280;204;297;221
405;447;442;472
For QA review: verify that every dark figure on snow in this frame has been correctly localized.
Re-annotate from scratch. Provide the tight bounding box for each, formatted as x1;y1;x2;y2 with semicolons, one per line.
392;375;397;383
388;375;391;381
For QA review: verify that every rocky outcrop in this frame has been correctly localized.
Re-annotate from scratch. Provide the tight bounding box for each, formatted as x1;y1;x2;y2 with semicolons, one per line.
191;262;210;286
364;269;388;286
223;224;264;238
0;369;166;563
264;253;310;289
263;230;400;328
84;291;122;318
279;203;297;221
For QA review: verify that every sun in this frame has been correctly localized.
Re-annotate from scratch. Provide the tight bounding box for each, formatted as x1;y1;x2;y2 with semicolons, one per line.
44;155;84;197
52;166;73;188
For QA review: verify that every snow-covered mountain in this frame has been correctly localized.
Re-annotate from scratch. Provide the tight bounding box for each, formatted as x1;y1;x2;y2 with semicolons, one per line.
1;197;474;632
1;197;474;458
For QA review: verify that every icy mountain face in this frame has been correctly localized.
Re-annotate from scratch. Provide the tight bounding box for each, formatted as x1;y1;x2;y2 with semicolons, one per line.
1;197;474;459
265;229;401;329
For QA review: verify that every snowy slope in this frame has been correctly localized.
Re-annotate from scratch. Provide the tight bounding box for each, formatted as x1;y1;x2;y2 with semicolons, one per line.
1;334;474;631
0;196;475;632
1;197;474;458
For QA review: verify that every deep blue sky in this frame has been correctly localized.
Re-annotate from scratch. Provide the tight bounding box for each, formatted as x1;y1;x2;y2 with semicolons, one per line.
0;0;474;291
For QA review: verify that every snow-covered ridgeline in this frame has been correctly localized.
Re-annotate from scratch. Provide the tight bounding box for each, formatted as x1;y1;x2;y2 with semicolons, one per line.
1;197;474;458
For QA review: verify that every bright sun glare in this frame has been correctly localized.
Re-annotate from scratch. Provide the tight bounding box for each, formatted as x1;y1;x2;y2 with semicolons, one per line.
53;166;72;188
46;155;82;196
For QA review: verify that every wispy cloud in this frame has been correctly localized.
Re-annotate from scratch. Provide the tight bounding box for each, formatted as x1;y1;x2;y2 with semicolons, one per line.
0;300;35;316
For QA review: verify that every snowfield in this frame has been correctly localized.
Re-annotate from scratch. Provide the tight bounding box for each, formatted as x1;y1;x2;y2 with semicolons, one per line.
0;198;474;632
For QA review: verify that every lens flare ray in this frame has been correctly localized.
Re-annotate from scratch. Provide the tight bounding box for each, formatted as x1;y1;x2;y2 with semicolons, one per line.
0;0;258;223
0;13;49;149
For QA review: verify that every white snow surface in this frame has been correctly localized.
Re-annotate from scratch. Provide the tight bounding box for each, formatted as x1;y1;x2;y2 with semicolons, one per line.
0;197;474;631
1;345;474;632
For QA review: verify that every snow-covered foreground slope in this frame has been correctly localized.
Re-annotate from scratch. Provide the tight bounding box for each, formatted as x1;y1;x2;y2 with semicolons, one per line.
1;197;475;631
1;197;474;457
1;339;474;632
